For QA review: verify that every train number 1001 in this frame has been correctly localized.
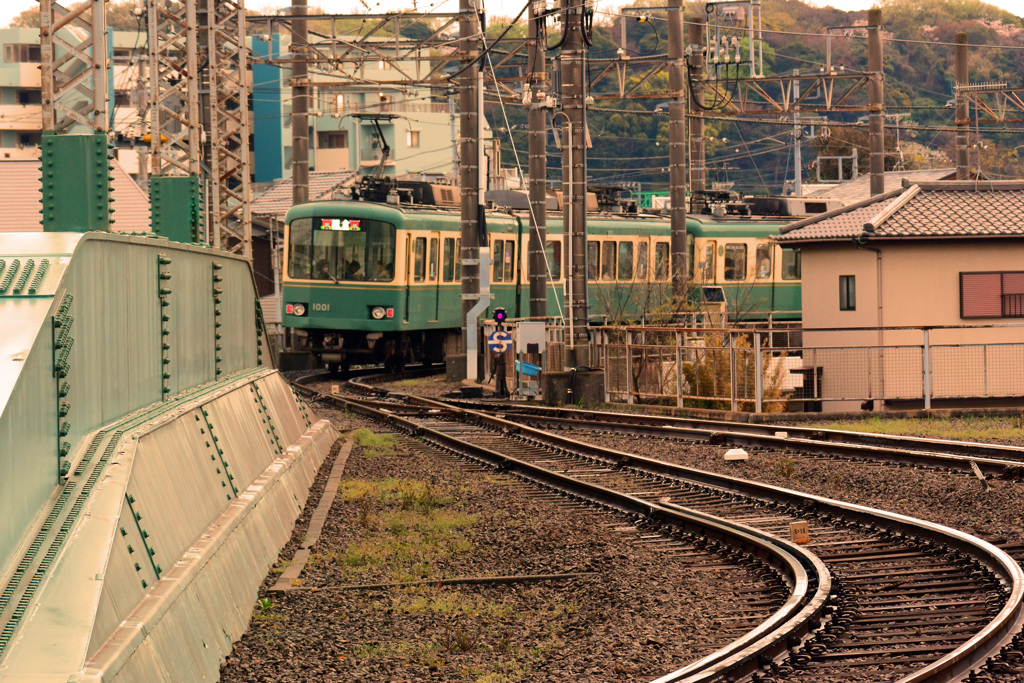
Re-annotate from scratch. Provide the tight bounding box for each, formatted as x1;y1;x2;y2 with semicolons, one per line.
311;303;330;312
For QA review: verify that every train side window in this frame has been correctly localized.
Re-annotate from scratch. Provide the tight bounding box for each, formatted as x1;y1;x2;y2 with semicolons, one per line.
442;238;456;282
782;249;801;280
429;238;438;280
601;242;616;281
492;239;504;282
413;236;426;282
756;243;772;280
636;242;648;280
724;243;746;281
618;242;634;280
455;238;462;280
655;242;669;280
503;240;515;282
702;242;716;282
587;241;599;280
545;240;561;279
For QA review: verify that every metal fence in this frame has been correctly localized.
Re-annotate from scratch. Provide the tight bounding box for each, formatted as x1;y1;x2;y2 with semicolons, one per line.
586;325;1024;413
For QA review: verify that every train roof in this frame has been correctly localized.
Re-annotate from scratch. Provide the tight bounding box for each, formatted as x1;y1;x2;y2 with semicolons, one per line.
286;199;789;237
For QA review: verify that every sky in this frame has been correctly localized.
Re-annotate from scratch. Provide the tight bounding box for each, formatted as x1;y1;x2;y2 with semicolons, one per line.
2;0;1023;28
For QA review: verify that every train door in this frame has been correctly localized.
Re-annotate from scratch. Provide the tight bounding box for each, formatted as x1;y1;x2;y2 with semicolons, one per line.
429;232;440;322
404;234;427;323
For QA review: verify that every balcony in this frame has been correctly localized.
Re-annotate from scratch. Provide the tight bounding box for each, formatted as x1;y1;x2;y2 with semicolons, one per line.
0;104;42;132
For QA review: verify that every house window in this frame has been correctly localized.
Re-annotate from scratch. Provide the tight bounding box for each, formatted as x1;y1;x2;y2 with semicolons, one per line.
406;130;420;148
782;249;801;280
961;271;1024;318
4;44;40;63
318;131;348;149
839;275;856;311
724;243;746;281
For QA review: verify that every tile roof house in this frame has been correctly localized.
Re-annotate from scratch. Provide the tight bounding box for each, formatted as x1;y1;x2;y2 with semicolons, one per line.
775;179;1024;413
0;159;151;233
804;169;956;206
251;170;358;224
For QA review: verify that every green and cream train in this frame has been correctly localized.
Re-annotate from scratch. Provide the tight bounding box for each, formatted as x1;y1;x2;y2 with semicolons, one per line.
281;197;800;369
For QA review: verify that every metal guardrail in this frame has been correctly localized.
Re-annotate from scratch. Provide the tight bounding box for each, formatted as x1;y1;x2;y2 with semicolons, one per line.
588;325;1024;413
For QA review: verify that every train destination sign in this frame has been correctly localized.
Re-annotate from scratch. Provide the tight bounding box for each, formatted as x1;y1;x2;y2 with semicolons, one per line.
319;218;362;231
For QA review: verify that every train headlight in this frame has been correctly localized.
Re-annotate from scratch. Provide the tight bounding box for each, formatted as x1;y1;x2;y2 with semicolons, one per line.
371;306;387;320
291;303;307;317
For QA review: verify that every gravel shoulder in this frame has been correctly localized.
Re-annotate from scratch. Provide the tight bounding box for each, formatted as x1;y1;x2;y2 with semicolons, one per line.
220;406;743;683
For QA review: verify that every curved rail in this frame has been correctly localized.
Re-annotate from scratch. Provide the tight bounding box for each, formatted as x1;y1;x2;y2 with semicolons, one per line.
295;382;831;682
299;380;1024;681
410;395;1024;683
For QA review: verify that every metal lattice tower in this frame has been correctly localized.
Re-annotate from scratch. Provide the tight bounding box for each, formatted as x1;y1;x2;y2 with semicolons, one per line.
205;0;252;258
39;0;109;133
148;0;201;176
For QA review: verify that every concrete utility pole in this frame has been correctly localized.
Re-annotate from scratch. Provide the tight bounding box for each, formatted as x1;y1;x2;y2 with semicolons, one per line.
527;0;548;319
459;0;488;380
867;8;885;196
292;0;309;206
955;32;970;180
687;17;706;200
792;71;802;195
668;0;687;296
560;0;590;368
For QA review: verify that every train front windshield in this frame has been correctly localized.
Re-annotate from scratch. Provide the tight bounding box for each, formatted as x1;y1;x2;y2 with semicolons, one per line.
288;216;397;282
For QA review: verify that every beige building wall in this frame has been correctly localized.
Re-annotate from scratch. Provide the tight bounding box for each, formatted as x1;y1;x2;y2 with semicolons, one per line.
795;239;1024;411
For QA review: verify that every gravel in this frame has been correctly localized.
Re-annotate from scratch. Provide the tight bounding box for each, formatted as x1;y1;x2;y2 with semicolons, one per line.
220;405;748;682
221;381;1024;682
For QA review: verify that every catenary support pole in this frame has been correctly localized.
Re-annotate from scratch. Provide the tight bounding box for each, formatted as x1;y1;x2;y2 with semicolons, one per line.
687;17;705;198
867;8;885;196
668;0;688;297
292;0;309;206
527;0;548;319
955;32;969;180
560;0;590;368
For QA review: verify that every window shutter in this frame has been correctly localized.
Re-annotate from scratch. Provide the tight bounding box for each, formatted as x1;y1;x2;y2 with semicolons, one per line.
960;273;1001;318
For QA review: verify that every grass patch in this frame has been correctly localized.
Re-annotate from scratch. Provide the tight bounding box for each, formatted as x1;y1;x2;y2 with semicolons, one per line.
811;415;1024;442
392;378;434;388
352;428;398;458
331;477;476;581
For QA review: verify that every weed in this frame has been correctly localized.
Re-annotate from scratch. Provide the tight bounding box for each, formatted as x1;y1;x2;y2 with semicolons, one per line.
256;597;273;612
443;620;481;652
290;578;305;587
774;456;797;479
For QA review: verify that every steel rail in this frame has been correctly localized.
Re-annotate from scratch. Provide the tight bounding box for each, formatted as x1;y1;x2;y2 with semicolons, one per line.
295;383;830;682
465;402;1024;461
416;398;1024;683
299;380;1024;680
446;402;1024;477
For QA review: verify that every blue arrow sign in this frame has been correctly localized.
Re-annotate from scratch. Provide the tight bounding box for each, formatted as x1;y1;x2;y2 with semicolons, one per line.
487;330;512;354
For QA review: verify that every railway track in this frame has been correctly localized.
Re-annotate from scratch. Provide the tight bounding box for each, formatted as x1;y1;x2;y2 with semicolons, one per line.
294;378;1024;682
432;401;1024;481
